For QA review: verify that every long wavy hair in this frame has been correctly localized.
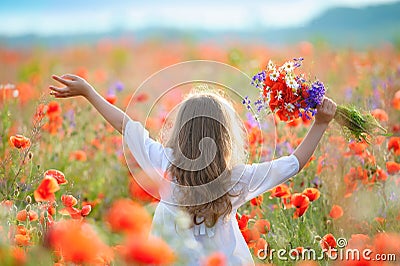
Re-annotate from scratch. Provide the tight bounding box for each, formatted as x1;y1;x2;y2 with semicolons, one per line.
166;86;246;227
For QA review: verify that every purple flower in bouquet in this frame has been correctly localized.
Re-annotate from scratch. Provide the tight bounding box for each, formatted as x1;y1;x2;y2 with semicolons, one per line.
251;70;266;89
307;80;325;109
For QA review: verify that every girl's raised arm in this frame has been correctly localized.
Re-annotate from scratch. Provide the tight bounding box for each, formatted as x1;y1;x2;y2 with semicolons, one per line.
232;97;337;208
50;74;129;134
292;97;337;171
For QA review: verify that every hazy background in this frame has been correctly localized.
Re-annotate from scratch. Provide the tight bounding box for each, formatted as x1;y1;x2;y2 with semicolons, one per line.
1;0;400;48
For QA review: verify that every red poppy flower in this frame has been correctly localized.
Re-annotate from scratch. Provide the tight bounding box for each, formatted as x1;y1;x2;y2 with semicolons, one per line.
15;234;30;246
44;169;68;185
123;235;175;265
47;220;110;264
59;206;82;219
75;67;89;80
388;137;400;155
11;247;26;265
80;205;92;217
43;115;63;134
392;90;400;110
291;193;310;218
347;234;370;250
254;238;267;258
61;195;78;207
135;92;149;103
105;94;117;104
1;200;13;210
302;188;320;202
348;141;368;156
371;108;388;122
254;219;270;234
329;205;344;219
129;175;159;203
34;176;60;202
250;195;263;206
320;233;337;250
269;184;291;198
16;210;38;222
237;214;249;230
373;233;400;255
69;150;87;162
288;117;302;127
386;161;400;175
46;101;61;119
33;103;47;121
291;246;304;257
241;227;260;247
9;134;31;149
106;199;151;234
202;252;226;266
374;167;387;182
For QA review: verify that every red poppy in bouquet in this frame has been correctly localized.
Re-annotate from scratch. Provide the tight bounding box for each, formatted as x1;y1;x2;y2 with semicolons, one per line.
246;58;387;143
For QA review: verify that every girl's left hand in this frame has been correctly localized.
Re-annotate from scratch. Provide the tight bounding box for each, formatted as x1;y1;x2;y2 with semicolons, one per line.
314;97;337;125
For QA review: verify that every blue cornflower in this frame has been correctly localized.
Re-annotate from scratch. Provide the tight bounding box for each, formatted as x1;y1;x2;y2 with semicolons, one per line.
305;80;325;109
242;96;251;110
254;99;265;113
293;57;304;68
251;70;266;89
114;81;124;92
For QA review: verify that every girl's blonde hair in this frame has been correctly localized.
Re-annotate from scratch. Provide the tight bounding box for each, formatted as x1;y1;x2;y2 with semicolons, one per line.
166;85;246;227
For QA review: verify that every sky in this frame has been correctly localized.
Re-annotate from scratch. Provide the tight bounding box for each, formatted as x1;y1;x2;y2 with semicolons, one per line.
0;0;399;36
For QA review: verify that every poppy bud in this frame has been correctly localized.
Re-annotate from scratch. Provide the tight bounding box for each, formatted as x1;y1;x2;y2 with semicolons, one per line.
26;195;32;204
314;235;322;242
25;204;31;212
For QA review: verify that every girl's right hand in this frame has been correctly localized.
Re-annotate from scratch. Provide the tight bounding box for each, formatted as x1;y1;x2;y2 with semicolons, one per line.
50;74;93;98
314;97;337;125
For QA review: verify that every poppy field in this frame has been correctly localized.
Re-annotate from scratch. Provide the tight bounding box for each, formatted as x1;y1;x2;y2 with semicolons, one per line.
1;39;400;265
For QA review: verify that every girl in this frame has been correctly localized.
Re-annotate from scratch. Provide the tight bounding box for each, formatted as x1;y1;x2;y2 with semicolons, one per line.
50;74;336;266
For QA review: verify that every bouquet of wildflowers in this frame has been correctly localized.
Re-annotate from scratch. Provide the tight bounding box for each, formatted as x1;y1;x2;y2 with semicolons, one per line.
245;58;387;142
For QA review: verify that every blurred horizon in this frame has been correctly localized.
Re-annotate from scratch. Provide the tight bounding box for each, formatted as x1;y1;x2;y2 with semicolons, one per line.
1;0;399;36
